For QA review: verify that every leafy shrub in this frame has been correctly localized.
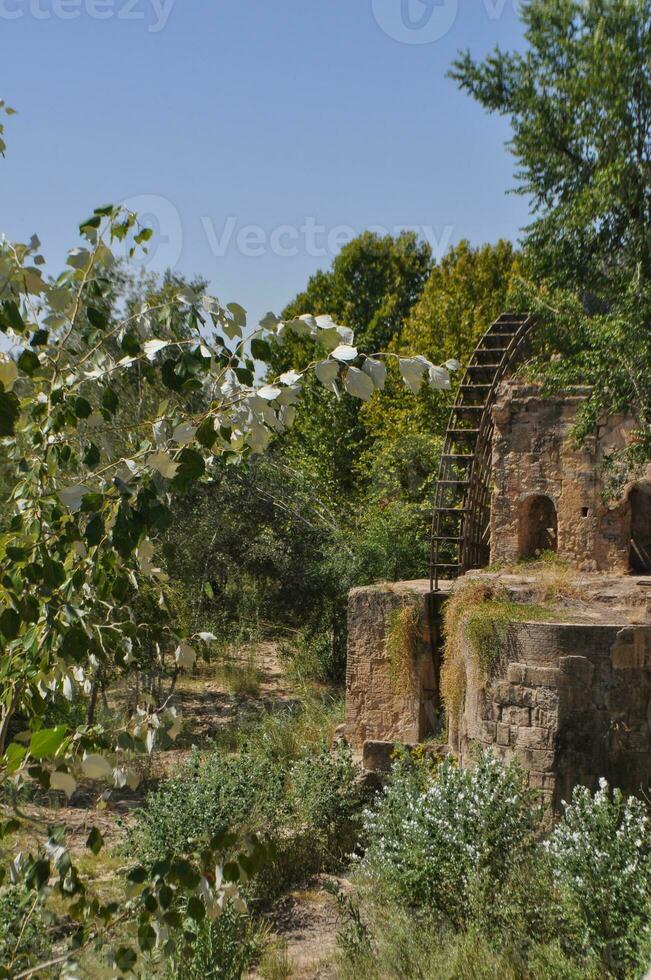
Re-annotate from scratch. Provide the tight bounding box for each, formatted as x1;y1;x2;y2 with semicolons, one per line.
131;750;286;864
131;705;368;901
359;752;536;926
546;779;651;977
165;901;264;980
0;884;50;975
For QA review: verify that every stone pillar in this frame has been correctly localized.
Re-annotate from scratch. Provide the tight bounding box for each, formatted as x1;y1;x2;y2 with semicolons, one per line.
345;580;442;749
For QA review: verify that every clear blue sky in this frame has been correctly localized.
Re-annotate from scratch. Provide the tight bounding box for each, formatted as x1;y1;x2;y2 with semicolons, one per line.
1;0;530;327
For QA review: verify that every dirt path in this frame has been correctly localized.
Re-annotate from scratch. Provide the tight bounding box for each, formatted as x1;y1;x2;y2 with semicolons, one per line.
250;875;353;979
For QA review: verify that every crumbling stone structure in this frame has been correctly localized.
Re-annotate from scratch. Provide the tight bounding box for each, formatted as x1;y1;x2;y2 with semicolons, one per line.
450;599;651;810
344;379;651;807
490;383;650;572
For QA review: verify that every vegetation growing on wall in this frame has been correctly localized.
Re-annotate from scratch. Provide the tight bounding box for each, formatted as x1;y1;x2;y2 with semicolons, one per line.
441;579;556;722
384;603;420;694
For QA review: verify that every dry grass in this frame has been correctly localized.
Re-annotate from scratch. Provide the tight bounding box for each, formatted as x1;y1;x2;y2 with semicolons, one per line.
488;554;583;601
441;579;560;723
385;603;420;694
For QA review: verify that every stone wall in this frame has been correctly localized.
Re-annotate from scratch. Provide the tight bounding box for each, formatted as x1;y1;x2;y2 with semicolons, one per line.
450;619;651;810
345;580;442;749
490;384;636;571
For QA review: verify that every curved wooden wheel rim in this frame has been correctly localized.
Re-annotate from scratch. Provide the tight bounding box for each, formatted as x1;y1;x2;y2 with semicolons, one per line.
429;312;536;591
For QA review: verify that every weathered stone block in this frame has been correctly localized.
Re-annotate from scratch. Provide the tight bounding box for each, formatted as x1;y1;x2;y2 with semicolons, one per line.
502;705;531;726
559;656;595;685
522;666;561;687
496;722;511;746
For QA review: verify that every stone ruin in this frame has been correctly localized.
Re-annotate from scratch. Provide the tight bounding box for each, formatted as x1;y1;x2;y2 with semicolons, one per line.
344;379;651;809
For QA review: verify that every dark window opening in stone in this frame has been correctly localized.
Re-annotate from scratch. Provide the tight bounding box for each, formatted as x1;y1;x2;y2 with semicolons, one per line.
629;483;651;573
518;495;558;560
581;507;589;518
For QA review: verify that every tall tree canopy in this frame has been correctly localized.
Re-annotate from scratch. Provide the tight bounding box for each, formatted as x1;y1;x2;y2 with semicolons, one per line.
452;0;651;451
451;0;651;302
271;231;432;372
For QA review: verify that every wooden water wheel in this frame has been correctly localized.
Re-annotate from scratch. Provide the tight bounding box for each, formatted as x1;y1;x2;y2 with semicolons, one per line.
429;312;536;591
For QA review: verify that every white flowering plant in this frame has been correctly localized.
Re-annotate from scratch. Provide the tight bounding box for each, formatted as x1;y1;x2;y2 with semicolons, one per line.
358;751;537;927
545;779;651;977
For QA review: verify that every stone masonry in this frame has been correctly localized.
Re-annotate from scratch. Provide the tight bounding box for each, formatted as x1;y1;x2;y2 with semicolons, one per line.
345;580;444;749
450;616;651;810
490;383;643;571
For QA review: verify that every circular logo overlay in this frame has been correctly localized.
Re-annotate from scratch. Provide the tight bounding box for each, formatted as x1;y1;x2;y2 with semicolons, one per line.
119;194;183;270
372;0;459;44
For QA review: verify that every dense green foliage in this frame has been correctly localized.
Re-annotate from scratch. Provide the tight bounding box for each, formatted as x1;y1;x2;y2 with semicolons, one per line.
161;238;517;682
131;698;368;898
350;753;651;979
452;0;651;449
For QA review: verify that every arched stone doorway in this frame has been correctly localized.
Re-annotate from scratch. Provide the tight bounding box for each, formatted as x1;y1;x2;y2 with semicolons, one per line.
518;495;558;560
629;483;651;573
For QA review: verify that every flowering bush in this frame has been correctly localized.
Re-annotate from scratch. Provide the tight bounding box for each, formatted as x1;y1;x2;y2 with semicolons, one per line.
546;779;651;977
359;751;537;926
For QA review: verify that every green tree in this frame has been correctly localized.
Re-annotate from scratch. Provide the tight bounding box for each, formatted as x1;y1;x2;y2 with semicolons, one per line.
451;0;651;300
361;239;519;504
273;230;432;371
0;103;456;974
451;0;651;450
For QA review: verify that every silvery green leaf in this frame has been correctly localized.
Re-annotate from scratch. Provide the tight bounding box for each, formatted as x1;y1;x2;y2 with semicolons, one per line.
67;247;91;270
279;370;302;386
318;327;341;351
197;631;217;642
247;418;271;453
344;366;375;401
143;338;168;359
259;311;280;330
0;355;18;391
227;302;247;326
279;404;296;428
172;422;197;445
332;344;358;362
363;357;386;390
286;317;315;337
258;384;282;401
175;642;197;669
202;294;221;314
277;386;300;406
59;485;89;512
315;359;340;392
298;313;318;331
148;451;179;479
50;771;76;798
445;358;462;372
152;419;169;445
81;754;113;780
95;244;114;268
137;539;156;576
178;286;199;305
428;365;451;390
399;357;428;394
315;314;335;330
336;325;355;345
